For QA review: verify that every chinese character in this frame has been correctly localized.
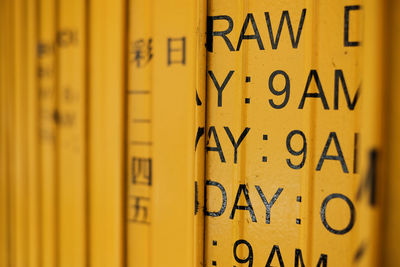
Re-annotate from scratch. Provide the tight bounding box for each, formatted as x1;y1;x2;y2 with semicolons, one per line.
131;157;152;186
167;37;186;65
56;29;78;47
37;42;54;57
129;196;150;224
131;38;153;67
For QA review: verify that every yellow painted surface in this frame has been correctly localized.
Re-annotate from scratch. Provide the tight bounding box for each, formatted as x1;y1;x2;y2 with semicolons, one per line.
7;0;17;265
204;1;363;266
1;1;400;267
381;0;400;265
88;0;125;266
56;0;87;266
4;0;16;265
126;0;153;266
38;0;58;265
355;0;385;266
26;0;41;266
193;1;207;266
13;0;30;265
0;1;9;266
151;0;205;266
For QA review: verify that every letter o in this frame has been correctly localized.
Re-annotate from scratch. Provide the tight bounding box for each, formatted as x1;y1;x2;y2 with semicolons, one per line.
320;193;355;235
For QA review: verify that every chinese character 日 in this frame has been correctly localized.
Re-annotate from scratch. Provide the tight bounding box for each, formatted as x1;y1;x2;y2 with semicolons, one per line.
167;37;186;65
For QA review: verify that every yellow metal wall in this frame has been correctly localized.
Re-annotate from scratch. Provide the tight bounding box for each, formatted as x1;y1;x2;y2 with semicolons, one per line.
380;0;400;265
56;1;87;265
14;1;30;265
38;0;58;265
88;0;125;266
126;0;153;265
205;1;362;266
0;1;10;266
26;1;41;266
151;0;205;266
0;1;399;267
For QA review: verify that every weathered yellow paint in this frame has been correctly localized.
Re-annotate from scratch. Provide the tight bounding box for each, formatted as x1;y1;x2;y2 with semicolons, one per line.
151;0;205;266
56;0;87;266
38;0;58;265
126;0;153;266
88;0;125;266
205;1;363;266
